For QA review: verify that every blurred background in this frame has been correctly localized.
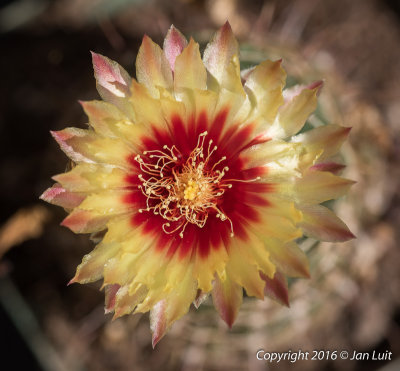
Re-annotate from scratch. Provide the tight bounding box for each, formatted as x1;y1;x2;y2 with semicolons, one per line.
1;0;400;370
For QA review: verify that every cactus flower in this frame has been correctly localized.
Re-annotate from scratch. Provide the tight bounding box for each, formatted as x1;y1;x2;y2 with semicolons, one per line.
41;22;354;346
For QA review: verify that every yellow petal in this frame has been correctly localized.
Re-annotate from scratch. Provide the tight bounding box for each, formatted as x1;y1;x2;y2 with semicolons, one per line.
61;209;112;233
150;265;197;347
292;124;351;160
129;248;168;290
136;35;173;97
251;198;303;242
53;163;127;193
69;242;120;284
104;250;146;287
80;100;127;137
192;245;229;292
113;284;148;319
267;86;319;138
245;59;286;123
80;100;147;144
297;204;355;241
291;170;355;204
225;239;266;299
77;189;134;215
175;88;218;125
129;80;168;131
174;38;207;90
265;239;310;278
203;22;244;95
243;140;321;182
51;128;133;168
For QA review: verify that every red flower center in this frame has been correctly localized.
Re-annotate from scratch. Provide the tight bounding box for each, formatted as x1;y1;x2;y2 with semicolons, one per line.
125;110;272;257
134;130;245;238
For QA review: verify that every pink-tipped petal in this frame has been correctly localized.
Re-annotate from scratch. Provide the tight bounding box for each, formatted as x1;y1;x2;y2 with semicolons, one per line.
270;83;320;138
92;52;131;99
69;242;119;284
51;129;93;163
310;162;346;174
283;80;324;103
40;183;85;209
136;35;173;97
52;169;90;193
113;285;148;320
267;241;310;278
260;271;289;307
92;52;135;119
298;204;355;242
61;209;111;233
80;100;125;136
203;21;243;93
163;25;188;72
193;290;209;309
292;125;351;160
204;21;238;74
150;300;168;348
147;267;196;347
211;274;243;328
240;66;255;83
308;80;324;94
104;284;120;313
244;59;286;122
51;128;132;168
294;170;355;204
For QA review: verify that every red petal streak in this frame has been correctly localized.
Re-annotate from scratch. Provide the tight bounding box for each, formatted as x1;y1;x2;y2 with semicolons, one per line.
242;134;271;151
195;110;208;134
122;190;144;206
171;114;190;154
260;271;289;307
207;108;228;144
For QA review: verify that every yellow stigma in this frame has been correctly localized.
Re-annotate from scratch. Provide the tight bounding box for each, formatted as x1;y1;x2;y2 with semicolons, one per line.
183;179;199;201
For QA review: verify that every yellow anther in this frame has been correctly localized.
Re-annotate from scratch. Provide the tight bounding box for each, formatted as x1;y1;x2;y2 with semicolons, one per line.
183;180;199;201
